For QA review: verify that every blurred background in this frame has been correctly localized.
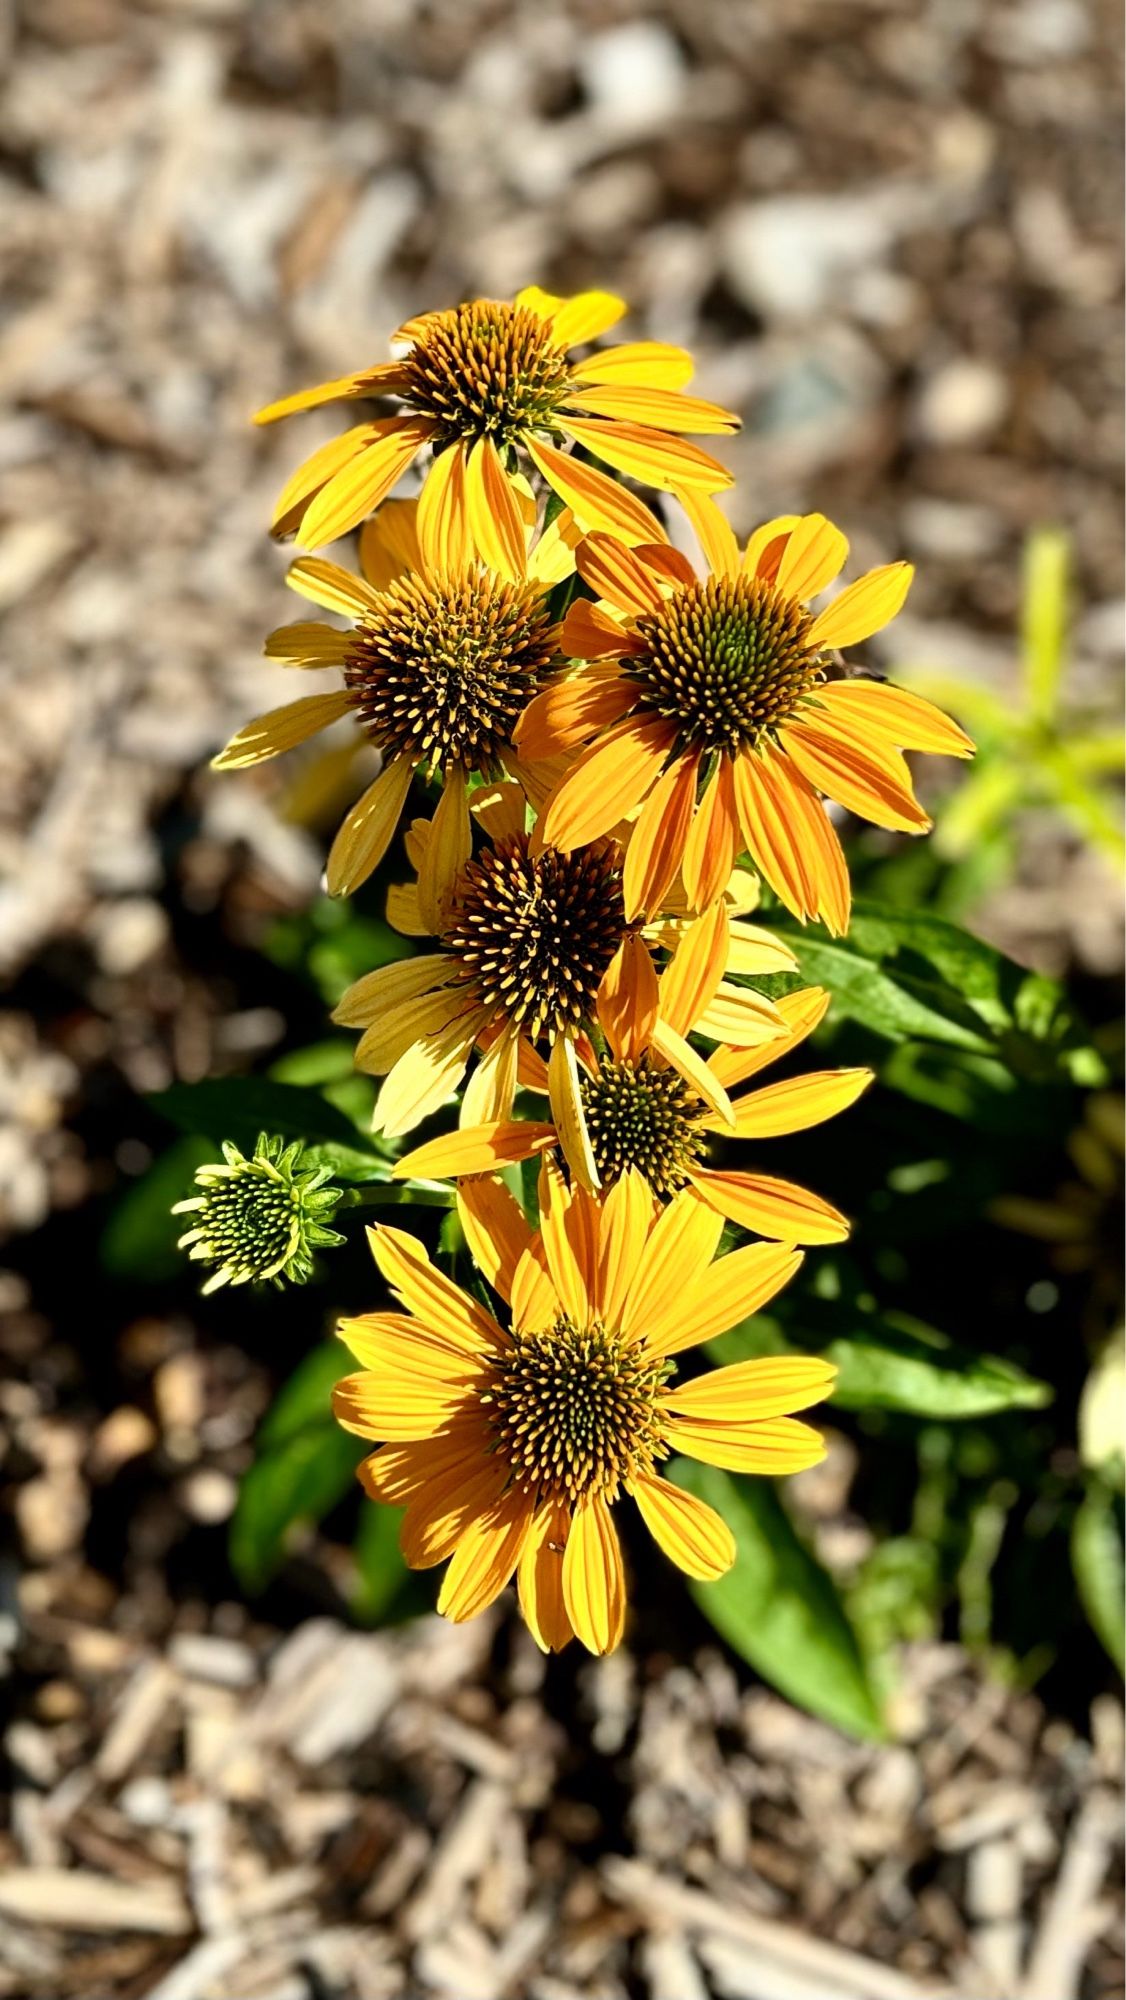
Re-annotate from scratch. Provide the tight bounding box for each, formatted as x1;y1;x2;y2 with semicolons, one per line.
0;2;1122;1997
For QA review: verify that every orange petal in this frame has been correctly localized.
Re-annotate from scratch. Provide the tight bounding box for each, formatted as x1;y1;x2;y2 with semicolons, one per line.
541;716;675;851
515;669;638;761
658;899;730;1039
559;416;733;494
623;751;701;920
358;495;424;587
631;1474;735;1580
729;1068;873;1138
526;435;669;546
690;1168;850;1245
597;934;659;1063
394;1119;553;1180
270;425;379;537
681;757;738;912
518;1499;575;1652
774;513;849;601
664;1413;827;1474
558;597;642;661
456;1175;535;1304
563;385;738;434
464;437;528;581
576;532;666;615
743;514;802;582
807;563;913;648
400;1455;510;1568
780;717;932;833
646;1241;803;1357
563;1492;626;1655
326;755;415;897
812;680;975;759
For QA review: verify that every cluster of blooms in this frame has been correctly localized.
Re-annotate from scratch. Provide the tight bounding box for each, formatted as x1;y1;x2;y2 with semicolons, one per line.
211;289;972;1654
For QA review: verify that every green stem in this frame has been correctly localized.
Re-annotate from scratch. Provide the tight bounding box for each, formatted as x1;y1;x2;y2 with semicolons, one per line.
338;1181;456;1210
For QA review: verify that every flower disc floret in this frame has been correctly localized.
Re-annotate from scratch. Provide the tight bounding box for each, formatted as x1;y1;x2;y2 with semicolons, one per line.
482;1315;672;1503
632;572;825;756
401;302;573;452
580;1056;709;1195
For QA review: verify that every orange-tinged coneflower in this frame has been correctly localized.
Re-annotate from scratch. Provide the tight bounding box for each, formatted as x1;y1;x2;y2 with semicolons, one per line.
334;1164;835;1653
254;290;737;556
519;500;974;931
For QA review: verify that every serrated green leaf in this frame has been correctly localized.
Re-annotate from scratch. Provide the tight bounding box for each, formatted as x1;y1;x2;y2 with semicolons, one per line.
708;1304;1052;1419
1071;1482;1125;1675
671;1460;885;1738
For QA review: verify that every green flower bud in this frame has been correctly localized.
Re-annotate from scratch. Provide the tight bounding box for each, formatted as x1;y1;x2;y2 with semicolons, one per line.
173;1133;346;1294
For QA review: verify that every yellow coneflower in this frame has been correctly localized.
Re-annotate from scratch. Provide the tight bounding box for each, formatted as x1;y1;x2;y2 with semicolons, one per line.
253;289;737;556
395;986;869;1246
212;493;578;897
334;1163;835;1653
333;785;796;1154
518;501;974;931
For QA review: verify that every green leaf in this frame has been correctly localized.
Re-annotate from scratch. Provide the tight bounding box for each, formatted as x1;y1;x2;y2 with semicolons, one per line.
708;1304;1053;1419
1071;1481;1125;1675
671;1460;885;1738
766;900;1105;1082
150;1076;389;1180
351;1502;412;1625
100;1136;216;1280
230;1343;361;1593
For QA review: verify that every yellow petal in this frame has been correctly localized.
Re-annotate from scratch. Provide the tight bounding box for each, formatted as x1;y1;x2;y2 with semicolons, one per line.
623;751;701;920
597;934;659;1064
457;1176;535;1304
665;1355;837;1422
570;341;695;389
299;417;433;549
619;1188;725;1346
707;987;831;1089
518;1500;574;1652
732;747;851;934
576;532;665;615
631;1474;734;1580
372;1011;480;1137
651;1017;734;1128
337;1312;483;1382
461;437;528;581
326;755;415;897
366;1223;503;1351
808;563;913;648
526;434;668;546
549;1035;600;1195
510;1236;559;1332
400;1456;510;1568
729;1068;873;1138
743;514;802;580
270;425;378;536
596;1168;653;1328
725;921;799;978
285;556;382;618
679;490;740;577
354;985;469;1075
437;1490;536;1622
263;621;352;664
417;768;472;932
395;1119;551;1181
812;680;975;760
359;495;425;587
212;690;353;769
646;1241;803;1357
559;416;733;494
515;669;639;761
460;1026;519;1127
693;981;787;1049
665;1413;828;1474
780;718;932;834
690;1167;850;1245
254;364;407;426
563;1491;626;1654
332;952;452;1028
774;513;849;601
332;1369;467;1441
658;899;730;1039
550;290;627;347
414;444;471;572
565;385;738;434
536;1152;591;1323
541;716;675;851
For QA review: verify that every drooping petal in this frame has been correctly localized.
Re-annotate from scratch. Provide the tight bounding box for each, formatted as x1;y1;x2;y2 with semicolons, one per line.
729;1068;873;1138
270;426;380;537
526;436;669;546
414;443;472;572
549;1035;600;1195
212;690;353;769
417;768;473;932
400;1455;511;1568
510;1235;559;1331
597;935;660;1063
559;416;734;494
541;716;675;851
460;1026;520;1126
254;364;408;426
298;417;434;549
646;1241;803;1357
681;756;738;912
437;1490;536;1622
690;1167;850;1245
732;747;850;933
372;1010;481;1137
651;1018;734;1128
518;1500;575;1652
358;494;425;587
664;1413;828;1474
707;986;831;1089
354;985;469;1075
631;1474;735;1580
774;513;849;602
724;922;800;978
693;981;788;1049
463;437;528;581
457;1175;535;1304
563;1491;626;1655
326;755;415;897
658;900;730;1039
623;751;701;920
